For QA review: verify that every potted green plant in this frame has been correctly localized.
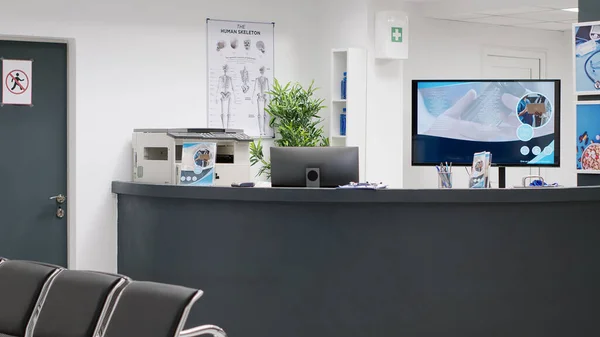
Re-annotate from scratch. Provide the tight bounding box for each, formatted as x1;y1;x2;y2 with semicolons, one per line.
250;79;329;178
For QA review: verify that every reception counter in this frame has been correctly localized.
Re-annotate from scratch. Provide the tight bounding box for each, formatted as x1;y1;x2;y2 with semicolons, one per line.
113;182;600;337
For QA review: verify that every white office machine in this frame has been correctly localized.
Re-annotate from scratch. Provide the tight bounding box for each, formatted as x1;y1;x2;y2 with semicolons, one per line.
132;128;252;187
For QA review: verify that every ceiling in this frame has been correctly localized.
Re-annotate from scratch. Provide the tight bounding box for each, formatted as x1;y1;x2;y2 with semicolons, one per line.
427;5;578;31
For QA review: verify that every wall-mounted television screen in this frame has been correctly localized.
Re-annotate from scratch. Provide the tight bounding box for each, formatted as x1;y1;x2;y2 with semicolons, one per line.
412;80;561;167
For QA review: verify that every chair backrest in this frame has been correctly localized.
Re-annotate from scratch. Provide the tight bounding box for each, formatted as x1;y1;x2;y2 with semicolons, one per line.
31;270;128;337
0;261;61;337
103;281;203;337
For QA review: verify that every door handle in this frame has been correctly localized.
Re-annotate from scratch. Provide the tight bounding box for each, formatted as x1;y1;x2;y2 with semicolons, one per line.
50;194;66;219
49;194;66;204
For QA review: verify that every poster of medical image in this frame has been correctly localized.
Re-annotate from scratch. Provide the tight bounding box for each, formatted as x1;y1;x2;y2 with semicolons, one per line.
207;19;275;138
179;142;217;186
574;21;600;95
413;80;558;166
576;103;600;171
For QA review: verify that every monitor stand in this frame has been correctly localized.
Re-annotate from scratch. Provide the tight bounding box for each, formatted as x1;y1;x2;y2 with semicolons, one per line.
306;168;320;188
498;167;506;189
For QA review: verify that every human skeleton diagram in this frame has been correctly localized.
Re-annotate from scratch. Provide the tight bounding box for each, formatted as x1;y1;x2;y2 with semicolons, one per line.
216;40;225;52
215;64;236;128
256;41;265;54
240;66;250;94
252;66;270;136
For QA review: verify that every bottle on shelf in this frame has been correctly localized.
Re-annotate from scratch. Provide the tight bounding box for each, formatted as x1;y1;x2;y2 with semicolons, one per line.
341;72;347;100
340;108;347;136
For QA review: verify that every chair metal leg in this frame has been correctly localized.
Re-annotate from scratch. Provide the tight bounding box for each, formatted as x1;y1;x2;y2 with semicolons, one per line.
179;325;227;337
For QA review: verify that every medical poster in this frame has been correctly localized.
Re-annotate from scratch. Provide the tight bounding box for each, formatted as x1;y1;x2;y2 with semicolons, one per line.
207;19;275;138
576;102;600;171
180;142;217;186
2;59;33;106
574;21;600;95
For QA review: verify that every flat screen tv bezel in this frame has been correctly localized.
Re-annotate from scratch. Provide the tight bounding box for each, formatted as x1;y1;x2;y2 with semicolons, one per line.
411;79;561;167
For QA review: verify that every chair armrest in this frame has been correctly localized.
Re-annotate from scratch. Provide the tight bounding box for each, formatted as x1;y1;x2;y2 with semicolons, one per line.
180;325;227;337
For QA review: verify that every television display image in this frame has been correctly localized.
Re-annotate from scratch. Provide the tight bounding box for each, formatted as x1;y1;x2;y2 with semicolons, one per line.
412;80;561;166
574;22;600;94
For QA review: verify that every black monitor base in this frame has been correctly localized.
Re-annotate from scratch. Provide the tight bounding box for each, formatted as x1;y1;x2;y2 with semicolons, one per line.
499;167;506;189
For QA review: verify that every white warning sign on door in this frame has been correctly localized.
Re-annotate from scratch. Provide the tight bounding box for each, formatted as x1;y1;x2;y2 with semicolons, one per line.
2;59;32;105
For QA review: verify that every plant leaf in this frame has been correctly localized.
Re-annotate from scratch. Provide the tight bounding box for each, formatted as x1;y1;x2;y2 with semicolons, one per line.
252;78;329;179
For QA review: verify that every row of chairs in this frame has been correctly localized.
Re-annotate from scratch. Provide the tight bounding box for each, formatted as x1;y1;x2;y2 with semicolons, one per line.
0;257;226;337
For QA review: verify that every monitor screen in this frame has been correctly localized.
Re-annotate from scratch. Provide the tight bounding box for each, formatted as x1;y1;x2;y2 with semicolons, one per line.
270;147;359;188
412;80;561;167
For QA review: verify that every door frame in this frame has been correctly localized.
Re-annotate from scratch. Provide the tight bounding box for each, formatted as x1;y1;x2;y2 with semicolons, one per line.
481;47;550;186
0;34;77;269
482;47;547;79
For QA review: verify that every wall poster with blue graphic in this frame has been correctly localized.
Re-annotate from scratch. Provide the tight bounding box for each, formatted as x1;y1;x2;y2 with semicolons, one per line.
180;142;217;186
576;102;600;171
412;80;560;166
573;21;600;95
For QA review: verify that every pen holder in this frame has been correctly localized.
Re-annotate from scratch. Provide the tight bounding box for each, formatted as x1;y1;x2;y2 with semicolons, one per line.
438;172;452;189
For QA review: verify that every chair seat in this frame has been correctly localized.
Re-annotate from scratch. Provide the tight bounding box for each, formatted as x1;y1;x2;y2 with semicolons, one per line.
31;270;126;337
103;281;201;337
0;261;61;337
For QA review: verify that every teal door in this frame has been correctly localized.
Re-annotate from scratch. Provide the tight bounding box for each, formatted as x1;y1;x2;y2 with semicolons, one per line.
0;40;68;266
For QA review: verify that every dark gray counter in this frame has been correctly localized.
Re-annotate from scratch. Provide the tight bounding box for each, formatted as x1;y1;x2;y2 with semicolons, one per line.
114;182;600;337
112;181;600;203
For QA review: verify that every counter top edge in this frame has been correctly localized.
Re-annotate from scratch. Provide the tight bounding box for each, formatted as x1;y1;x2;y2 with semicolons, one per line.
111;181;600;204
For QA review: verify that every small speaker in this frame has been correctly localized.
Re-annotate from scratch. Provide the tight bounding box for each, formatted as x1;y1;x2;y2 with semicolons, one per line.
306;168;320;188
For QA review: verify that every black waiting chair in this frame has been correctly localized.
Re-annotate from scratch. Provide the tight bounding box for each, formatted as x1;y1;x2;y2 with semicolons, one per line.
0;260;62;337
0;261;226;337
180;325;227;337
103;281;226;337
30;269;129;337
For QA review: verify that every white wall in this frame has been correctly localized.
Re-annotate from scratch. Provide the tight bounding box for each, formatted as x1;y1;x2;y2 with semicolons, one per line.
360;0;574;189
315;0;405;187
0;0;576;272
365;4;405;188
0;0;323;272
400;17;575;188
310;0;369;142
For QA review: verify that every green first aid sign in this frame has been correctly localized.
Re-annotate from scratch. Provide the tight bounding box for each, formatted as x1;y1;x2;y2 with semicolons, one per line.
391;27;403;43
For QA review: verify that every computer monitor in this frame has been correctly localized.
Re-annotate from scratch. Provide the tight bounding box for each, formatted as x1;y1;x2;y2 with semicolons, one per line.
270;147;359;188
412;79;561;167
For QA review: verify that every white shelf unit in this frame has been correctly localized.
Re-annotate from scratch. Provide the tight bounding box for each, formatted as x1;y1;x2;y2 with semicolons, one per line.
330;48;368;181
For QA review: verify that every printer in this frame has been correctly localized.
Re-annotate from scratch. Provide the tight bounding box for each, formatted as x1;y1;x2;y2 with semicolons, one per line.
132;128;252;187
